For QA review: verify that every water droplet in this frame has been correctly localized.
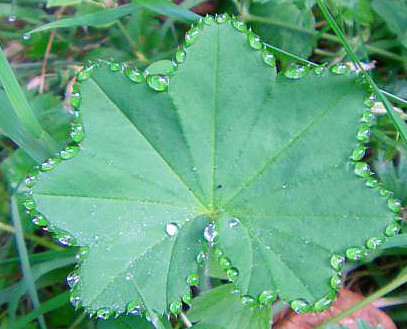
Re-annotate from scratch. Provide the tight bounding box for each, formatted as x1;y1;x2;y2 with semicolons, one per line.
282;182;287;189
71;124;84;143
191;166;197;172
330;274;342;291
313;65;326;76
70;92;82;109
204;222;218;244
97;309;113;320
330;63;350;75
261;49;275;68
232;19;248;32
388;197;402;213
70;292;82;308
290;299;311;314
75;246;89;262
226;267;239;281
77;68;92;82
60;146;80;160
216;13;230;23
357;124;370;143
229;218;240;228
186;272;199;286
169;301;182;315
366;236;385;249
283;64;309;79
127;301;142;315
248;32;262;50
67;271;80;288
32;213;48;227
182;293;192;305
8;15;16;23
146;75;169;92
354;162;370;178
385;222;401;237
196;251;207;265
361;110;374;124
312;295;333;312
346;247;365;261
213;247;223;258
185;27;201;47
22;33;31;41
165;222;179;236
218;256;231;270
94;234;100;241
125;273;134;281
109;61;121;72
25;173;38;188
175;48;186;64
330;254;345;270
41;158;58;172
57;232;76;246
364;99;375;109
379;187;393;198
241;295;256;308
365;177;378;188
204;15;215;25
258;290;277;306
124;67;144;83
350;146;367;161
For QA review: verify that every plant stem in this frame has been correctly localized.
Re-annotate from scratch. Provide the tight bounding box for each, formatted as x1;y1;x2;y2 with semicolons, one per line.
10;195;48;329
315;267;407;328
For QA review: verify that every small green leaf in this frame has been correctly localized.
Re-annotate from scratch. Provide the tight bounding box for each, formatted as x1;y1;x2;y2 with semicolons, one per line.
188;284;272;329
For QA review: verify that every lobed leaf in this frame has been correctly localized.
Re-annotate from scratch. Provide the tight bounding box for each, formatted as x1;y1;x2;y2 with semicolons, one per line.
27;15;400;318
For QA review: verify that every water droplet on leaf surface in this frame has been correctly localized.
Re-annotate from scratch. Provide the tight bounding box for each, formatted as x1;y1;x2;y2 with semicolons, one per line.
366;236;385;249
127;301;142;315
71;124;84;143
283;65;309;79
330;63;350;75
165;222;179;236
258;291;277;305
354;162;370;178
350;146;367;161
170;301;182;314
261;49;275;67
67;272;80;288
385;222;401;237
185;27;201;47
248;32;262;50
216;13;230;23
175;48;186;64
60;146;80;160
232;19;248;32
124;67;144;83
346;247;365;261
226;267;239;281
388;198;402;213
229;218;240;228
146;75;169;92
330;254;345;270
204;223;218;244
290;299;311;313
186;272;199;286
41;158;58;172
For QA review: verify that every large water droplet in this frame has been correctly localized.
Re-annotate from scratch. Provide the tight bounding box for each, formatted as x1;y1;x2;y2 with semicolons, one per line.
261;49;276;68
185;27;201;47
345;247;365;261
175;48;186;64
25;173;38;188
67;271;80;288
146;75;169;92
353;162;370;178
313;65;326;76
385;222;401;237
109;61;121;72
330;254;345;270
41;158;59;172
232;19;248;32
312;294;334;312
182;293;192;305
241;295;256;308
204;15;215;25
203;222;218;244
32;213;48;227
97;309;113;320
165;222;179;236
169;301;182;315
248;32;262;50
124;67;144;83
388;197;402;213
330;63;350;75
127;301;142;315
350;145;367;161
357;124;370;143
283;64;309;79
330;274;342;291
71;124;84;143
57;232;76;246
216;13;230;23
366;236;385;249
75;246;90;262
70;92;82;109
218;256;231;271
60;146;80;160
290;299;311;313
258;290;277;306
186;272;199;286
365;177;378;188
226;267;239;281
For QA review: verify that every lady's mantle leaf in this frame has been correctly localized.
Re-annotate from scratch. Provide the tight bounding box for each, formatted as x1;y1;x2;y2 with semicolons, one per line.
30;17;395;315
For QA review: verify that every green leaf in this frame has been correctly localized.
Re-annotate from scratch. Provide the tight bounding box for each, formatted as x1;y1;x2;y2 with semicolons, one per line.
372;0;407;49
250;0;316;58
29;2;200;34
30;17;395;316
188;284;273;329
46;0;82;7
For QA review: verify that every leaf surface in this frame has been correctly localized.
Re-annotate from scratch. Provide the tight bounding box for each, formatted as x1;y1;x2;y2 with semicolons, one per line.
30;18;396;315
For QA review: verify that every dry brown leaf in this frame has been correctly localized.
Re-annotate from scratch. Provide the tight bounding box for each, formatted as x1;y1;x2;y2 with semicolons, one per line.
274;289;397;329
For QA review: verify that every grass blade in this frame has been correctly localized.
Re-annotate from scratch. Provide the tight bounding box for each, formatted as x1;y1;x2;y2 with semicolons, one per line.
10;195;47;329
9;291;69;329
29;2;199;34
316;0;407;146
